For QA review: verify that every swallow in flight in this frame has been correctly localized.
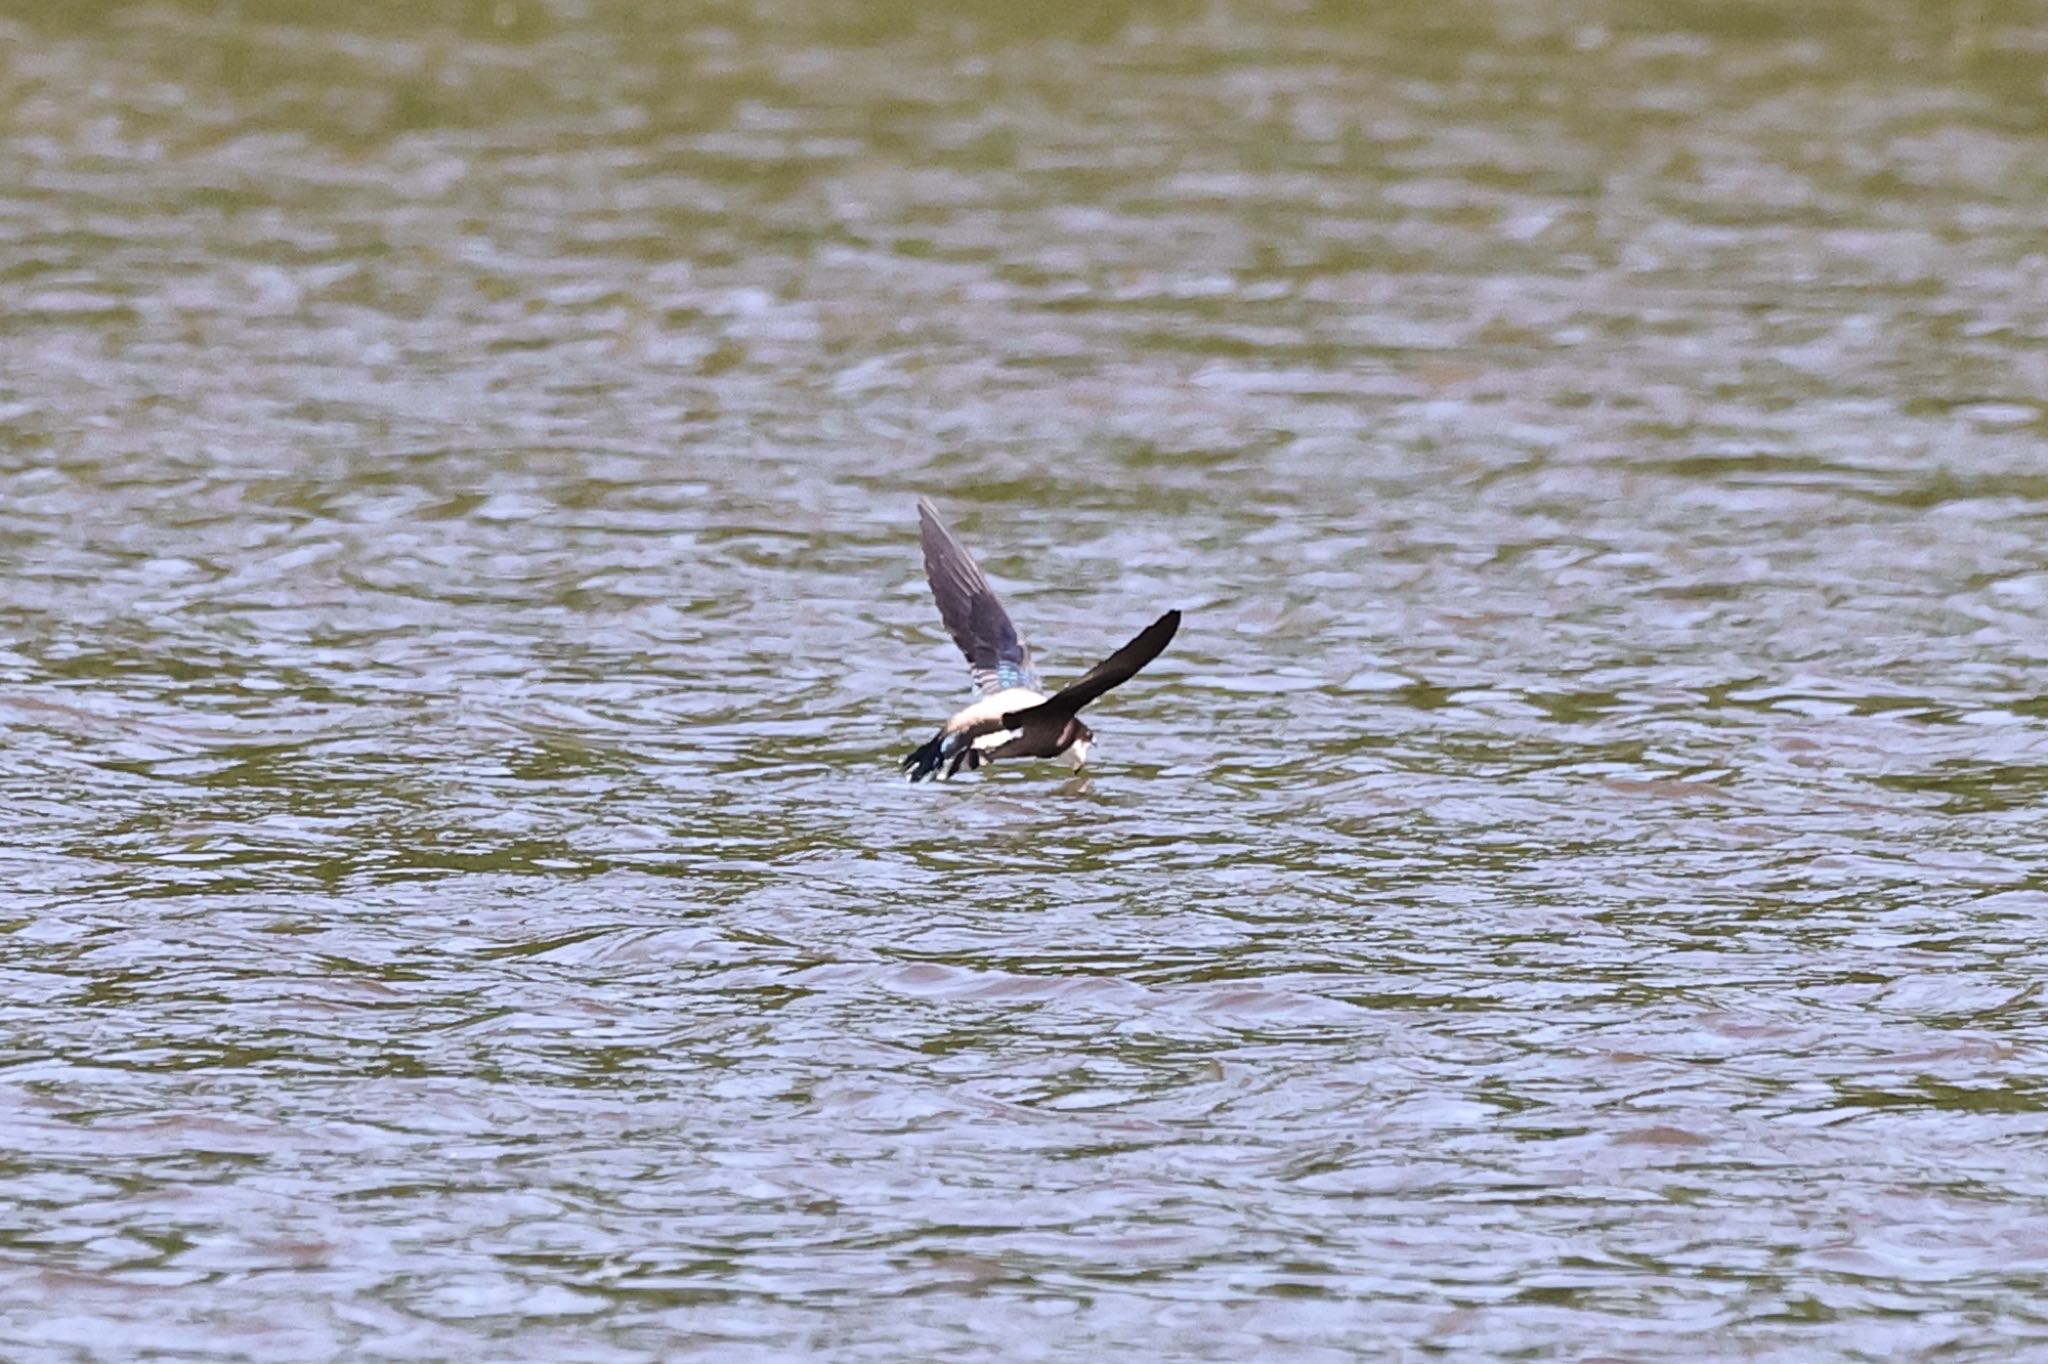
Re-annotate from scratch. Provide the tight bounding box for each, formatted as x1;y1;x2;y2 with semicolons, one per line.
901;498;1180;782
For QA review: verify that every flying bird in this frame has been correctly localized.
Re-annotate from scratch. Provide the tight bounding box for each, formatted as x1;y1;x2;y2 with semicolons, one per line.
901;497;1180;782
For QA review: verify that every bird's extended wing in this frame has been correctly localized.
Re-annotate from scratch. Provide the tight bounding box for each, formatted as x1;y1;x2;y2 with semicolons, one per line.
1000;609;1180;728
918;497;1042;695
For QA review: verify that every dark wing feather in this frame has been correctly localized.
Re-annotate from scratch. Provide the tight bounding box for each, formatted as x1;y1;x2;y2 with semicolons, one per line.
1001;610;1180;728
918;498;1041;694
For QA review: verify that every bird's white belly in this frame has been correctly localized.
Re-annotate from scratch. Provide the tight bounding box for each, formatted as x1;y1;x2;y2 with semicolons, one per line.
946;687;1043;735
943;688;1089;767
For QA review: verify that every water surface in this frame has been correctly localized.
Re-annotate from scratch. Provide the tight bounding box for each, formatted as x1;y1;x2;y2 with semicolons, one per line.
5;2;2048;1359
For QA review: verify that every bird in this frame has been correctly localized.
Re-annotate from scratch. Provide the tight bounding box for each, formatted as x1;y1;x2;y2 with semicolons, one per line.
901;497;1180;782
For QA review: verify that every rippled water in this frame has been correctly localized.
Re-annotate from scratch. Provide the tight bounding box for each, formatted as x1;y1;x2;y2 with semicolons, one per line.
6;2;2048;1359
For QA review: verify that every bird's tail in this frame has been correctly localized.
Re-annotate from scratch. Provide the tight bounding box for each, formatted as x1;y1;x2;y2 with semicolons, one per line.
902;728;988;782
901;731;949;782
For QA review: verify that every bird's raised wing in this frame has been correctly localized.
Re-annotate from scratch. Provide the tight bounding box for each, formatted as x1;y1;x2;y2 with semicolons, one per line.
918;497;1043;695
1001;609;1180;728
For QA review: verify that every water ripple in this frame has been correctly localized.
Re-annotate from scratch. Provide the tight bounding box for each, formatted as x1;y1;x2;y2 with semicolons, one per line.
5;2;2048;1360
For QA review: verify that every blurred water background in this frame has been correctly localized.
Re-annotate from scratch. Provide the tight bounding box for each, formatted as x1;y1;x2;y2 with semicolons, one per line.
4;1;2048;1359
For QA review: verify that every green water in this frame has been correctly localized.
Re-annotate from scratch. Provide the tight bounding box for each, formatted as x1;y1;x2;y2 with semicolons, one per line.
5;2;2048;1359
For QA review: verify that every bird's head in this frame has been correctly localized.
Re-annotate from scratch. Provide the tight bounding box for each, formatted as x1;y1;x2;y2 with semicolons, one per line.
1060;717;1094;770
